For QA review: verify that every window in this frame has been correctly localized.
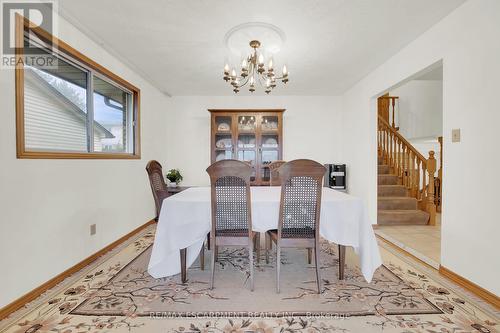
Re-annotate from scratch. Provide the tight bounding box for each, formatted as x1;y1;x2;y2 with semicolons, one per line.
15;16;140;159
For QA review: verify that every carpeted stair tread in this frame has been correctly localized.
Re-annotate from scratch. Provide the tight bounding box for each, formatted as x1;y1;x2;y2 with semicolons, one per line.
378;210;429;225
378;165;391;174
378;174;399;185
378;197;417;210
378;185;408;197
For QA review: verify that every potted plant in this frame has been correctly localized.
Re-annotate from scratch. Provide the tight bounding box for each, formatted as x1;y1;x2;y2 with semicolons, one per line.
166;169;183;187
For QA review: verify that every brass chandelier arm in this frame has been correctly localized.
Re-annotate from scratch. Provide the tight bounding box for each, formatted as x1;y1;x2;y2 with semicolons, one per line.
233;71;285;88
234;75;251;88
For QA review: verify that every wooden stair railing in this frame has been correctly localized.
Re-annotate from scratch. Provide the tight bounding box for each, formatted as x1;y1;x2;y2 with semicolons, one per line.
435;136;443;212
378;115;436;225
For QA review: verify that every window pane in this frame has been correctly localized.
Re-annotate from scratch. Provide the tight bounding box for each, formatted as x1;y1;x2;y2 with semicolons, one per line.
93;76;131;153
24;47;88;152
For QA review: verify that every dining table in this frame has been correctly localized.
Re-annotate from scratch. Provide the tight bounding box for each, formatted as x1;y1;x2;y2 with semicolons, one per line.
147;186;382;283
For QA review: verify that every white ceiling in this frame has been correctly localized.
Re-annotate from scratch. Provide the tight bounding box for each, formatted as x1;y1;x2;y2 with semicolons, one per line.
58;0;465;96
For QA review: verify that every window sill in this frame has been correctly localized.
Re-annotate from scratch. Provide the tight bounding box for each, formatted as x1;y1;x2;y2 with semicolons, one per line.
17;151;141;159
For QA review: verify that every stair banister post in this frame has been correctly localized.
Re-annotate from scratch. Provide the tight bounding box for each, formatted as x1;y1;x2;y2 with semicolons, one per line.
391;97;396;129
386;128;389;164
426;151;437;226
408;151;413;191
411;153;417;198
416;159;421;200
396;138;400;177
389;132;394;169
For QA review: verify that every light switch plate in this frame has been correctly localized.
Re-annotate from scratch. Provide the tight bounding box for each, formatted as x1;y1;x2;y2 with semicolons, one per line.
90;224;96;236
452;129;461;143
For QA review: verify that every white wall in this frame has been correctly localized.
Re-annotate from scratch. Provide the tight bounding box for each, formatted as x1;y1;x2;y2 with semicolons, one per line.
341;0;500;295
0;16;171;307
166;96;342;186
391;80;443;139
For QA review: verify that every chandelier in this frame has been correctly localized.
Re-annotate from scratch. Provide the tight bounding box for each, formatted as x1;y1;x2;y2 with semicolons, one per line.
223;40;289;94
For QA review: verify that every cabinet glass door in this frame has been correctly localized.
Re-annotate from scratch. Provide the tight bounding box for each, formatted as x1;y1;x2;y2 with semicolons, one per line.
237;134;256;181
214;115;233;161
261;115;279;133
258;115;281;184
237;115;257;182
260;134;280;182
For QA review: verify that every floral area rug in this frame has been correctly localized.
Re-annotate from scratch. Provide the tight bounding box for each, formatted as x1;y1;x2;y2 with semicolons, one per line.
1;224;498;333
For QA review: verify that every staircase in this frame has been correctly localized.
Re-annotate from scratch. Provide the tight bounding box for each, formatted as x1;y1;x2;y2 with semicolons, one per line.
378;156;430;225
377;114;437;226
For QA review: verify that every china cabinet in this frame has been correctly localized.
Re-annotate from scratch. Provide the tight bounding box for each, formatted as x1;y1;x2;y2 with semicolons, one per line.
209;109;284;185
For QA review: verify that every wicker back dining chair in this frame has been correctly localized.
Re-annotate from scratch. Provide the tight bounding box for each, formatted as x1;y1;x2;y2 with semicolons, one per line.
146;160;169;221
268;159;313;264
206;159;258;291
268;160;286;186
267;159;326;293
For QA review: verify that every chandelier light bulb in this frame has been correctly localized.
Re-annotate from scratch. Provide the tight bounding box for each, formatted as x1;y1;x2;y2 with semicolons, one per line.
242;58;248;69
268;58;273;70
231;69;236;79
224;63;230;73
258;53;264;65
282;64;288;76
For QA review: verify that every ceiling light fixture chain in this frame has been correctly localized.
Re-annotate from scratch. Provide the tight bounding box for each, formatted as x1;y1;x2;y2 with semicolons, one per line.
223;40;288;94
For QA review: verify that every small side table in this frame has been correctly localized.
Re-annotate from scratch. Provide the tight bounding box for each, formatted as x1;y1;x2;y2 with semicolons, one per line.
166;186;190;197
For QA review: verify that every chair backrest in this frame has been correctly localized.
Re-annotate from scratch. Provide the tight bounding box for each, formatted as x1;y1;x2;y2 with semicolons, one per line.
206;160;253;237
146;160;168;218
268;160;286;186
277;159;326;239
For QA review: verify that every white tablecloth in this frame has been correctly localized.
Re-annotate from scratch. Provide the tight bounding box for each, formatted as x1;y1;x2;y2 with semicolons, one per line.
148;187;382;282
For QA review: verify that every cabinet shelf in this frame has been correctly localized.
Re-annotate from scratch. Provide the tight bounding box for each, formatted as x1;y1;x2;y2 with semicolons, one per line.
210;110;284;186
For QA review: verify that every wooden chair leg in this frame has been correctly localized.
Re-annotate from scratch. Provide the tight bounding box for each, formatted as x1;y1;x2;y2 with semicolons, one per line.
210;240;216;289
276;243;281;293
338;244;346;280
249;238;254;291
314;241;322;293
200;242;205;271
256;233;261;264
215;246;219;262
265;233;270;264
307;248;312;264
207;233;211;250
180;248;187;283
